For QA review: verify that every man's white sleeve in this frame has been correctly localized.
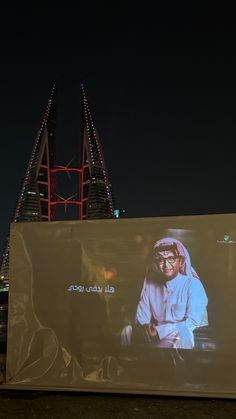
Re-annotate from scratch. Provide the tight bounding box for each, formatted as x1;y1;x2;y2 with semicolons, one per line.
135;280;152;325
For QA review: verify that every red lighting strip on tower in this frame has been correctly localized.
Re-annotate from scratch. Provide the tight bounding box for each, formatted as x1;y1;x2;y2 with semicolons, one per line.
49;165;83;219
49;200;82;206
51;167;82;173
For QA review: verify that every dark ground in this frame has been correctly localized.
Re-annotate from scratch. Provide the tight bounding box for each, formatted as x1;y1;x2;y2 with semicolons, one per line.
0;390;236;418
1;349;236;418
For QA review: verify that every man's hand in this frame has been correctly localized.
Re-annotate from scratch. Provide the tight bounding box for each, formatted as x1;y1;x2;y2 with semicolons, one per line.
142;323;158;342
149;322;158;336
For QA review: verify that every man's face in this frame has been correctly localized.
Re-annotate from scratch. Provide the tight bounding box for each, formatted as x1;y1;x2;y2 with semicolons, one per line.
154;250;182;281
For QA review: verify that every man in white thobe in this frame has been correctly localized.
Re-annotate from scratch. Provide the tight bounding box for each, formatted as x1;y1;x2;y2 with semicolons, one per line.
135;237;208;349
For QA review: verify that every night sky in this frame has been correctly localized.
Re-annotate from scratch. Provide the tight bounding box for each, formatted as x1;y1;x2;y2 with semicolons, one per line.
1;5;236;252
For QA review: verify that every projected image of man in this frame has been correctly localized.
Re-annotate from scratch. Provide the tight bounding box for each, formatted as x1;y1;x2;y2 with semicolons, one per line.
135;237;208;349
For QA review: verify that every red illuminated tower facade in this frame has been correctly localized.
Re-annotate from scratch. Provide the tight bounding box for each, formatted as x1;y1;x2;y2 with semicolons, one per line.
50;84;115;220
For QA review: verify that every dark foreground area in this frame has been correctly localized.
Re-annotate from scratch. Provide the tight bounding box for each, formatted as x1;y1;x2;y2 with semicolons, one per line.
0;390;236;419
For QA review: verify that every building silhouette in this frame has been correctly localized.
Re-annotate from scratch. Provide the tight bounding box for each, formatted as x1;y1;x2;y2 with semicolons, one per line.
0;83;116;284
80;84;114;219
14;84;56;224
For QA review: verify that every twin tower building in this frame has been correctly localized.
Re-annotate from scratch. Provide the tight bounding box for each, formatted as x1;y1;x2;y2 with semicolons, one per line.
0;84;118;282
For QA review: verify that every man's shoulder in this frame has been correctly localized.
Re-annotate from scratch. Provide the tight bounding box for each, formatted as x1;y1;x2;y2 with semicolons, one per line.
178;273;200;287
181;274;205;292
144;278;163;290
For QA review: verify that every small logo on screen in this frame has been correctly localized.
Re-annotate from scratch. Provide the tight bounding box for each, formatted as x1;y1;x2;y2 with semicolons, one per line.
217;234;236;244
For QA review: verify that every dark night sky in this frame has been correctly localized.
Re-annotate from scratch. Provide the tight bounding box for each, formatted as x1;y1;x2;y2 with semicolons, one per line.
1;5;236;252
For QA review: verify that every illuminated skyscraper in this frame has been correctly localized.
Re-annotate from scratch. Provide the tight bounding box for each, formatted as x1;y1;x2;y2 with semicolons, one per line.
0;85;56;282
0;83;115;283
14;85;56;223
80;84;114;219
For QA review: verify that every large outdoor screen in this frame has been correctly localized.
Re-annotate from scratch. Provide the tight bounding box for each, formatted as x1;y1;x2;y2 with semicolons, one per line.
5;214;236;397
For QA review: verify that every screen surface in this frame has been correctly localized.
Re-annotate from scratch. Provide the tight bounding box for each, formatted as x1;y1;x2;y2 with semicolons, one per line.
6;214;236;397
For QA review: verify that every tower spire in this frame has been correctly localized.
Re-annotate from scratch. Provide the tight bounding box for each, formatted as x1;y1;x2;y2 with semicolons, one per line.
14;83;56;223
80;84;115;219
0;83;56;283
